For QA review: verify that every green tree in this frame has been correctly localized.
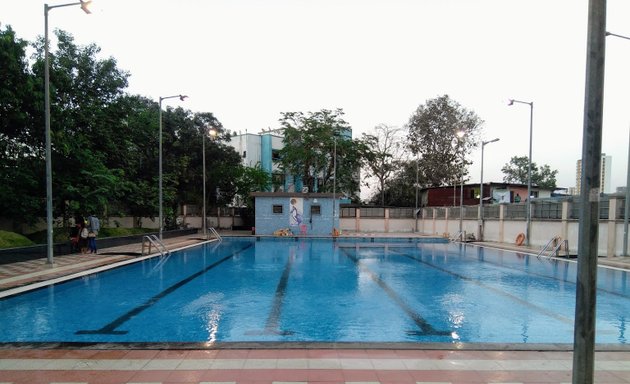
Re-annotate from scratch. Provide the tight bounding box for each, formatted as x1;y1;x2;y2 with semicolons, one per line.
501;156;558;190
407;95;483;187
31;29;130;223
277;109;366;200
233;164;271;208
366;160;421;206
1;25;266;234
170;111;243;224
107;95;160;226
361;124;405;206
0;24;43;227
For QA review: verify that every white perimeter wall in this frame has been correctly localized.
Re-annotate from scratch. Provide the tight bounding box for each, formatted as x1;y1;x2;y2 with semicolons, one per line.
339;198;630;257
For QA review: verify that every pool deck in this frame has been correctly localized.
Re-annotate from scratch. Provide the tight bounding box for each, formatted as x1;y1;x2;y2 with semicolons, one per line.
1;232;629;384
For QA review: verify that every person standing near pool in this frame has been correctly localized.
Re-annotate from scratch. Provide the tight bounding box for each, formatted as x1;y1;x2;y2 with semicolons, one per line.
87;214;100;254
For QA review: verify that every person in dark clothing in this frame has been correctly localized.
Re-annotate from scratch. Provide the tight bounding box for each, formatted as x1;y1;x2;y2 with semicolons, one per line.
87;214;100;254
69;223;80;253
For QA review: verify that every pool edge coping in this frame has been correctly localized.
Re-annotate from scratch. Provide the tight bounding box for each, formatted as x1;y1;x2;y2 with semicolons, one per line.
0;341;628;351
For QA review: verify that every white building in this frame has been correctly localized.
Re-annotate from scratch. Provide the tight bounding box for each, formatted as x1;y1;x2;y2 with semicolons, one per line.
575;153;612;194
226;129;357;195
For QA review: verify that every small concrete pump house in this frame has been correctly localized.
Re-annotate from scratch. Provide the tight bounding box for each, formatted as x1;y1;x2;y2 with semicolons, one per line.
252;192;341;236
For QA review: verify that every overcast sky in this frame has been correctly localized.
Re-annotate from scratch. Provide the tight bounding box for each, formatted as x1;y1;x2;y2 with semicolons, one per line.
2;0;630;197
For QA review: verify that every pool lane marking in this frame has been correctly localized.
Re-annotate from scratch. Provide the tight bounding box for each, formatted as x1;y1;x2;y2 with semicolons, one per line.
389;249;574;325
340;248;450;337
262;252;295;335
76;244;253;335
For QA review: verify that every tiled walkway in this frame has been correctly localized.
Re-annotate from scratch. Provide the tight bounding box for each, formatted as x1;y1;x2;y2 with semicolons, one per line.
0;236;205;293
1;348;629;384
1;235;630;383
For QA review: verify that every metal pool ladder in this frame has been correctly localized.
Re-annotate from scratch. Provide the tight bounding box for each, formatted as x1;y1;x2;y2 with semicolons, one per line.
142;234;170;256
537;236;569;259
449;231;464;242
209;227;222;242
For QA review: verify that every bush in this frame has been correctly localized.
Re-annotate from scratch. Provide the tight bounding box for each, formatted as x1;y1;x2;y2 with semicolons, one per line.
99;227;153;237
0;230;35;249
25;227;155;244
25;228;73;244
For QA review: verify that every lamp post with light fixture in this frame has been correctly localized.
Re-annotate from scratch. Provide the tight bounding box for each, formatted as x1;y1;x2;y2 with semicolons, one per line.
456;130;465;238
508;98;534;246
203;126;218;239
606;31;630;41
479;138;500;241
332;136;337;234
44;0;92;265
158;94;187;240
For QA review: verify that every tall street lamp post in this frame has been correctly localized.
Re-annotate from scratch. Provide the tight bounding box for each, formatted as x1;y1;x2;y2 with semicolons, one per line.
44;0;92;265
158;94;187;240
508;99;534;246
456;130;465;239
479;138;500;241
332;137;337;234
203;126;218;239
414;157;419;232
606;31;630;256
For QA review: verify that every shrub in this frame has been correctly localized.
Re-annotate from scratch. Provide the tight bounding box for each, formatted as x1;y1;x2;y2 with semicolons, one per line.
0;231;35;249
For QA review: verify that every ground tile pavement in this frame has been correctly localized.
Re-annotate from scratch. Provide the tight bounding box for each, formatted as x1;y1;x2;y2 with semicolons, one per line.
0;348;629;384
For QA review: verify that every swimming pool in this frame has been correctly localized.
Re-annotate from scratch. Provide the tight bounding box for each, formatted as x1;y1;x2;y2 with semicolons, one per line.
1;237;629;345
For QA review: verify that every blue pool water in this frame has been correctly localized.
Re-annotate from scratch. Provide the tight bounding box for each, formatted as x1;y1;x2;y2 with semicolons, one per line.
1;237;629;344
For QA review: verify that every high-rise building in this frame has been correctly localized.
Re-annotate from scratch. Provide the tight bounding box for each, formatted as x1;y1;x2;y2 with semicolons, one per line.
575;153;612;194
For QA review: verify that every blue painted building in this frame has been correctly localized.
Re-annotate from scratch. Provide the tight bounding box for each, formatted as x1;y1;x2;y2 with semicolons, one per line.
252;192;340;236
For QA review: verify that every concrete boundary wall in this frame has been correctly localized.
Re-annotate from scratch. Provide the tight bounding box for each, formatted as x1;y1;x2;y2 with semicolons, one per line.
340;197;630;257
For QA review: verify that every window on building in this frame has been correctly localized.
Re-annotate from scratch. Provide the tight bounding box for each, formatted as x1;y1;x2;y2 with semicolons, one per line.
272;205;283;214
311;205;321;215
242;151;246;158
272;149;281;161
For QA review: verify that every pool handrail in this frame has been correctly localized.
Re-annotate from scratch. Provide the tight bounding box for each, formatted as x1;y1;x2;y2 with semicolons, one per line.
537;236;569;259
209;227;222;242
142;234;169;256
449;231;464;242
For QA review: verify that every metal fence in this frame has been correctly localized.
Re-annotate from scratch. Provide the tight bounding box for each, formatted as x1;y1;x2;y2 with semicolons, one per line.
389;208;414;218
360;207;385;218
532;200;563;220
483;205;500;219
340;207;356;218
464;206;478;219
434;207;446;218
569;197;611;220
340;196;629;222
504;203;526;219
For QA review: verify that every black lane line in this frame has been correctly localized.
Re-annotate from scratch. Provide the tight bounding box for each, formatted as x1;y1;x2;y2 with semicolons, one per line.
76;244;253;335
389;249;574;324
263;252;295;335
340;248;450;336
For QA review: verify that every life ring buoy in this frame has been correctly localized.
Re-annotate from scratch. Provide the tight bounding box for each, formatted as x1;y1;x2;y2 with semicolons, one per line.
515;233;526;246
